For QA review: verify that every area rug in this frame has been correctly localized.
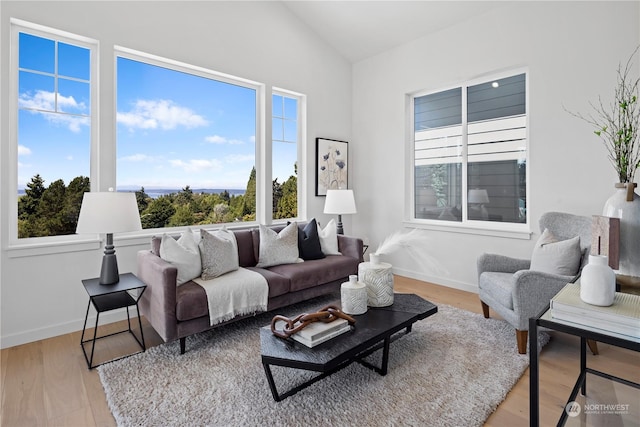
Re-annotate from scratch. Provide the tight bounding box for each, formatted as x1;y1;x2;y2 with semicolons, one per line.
98;295;548;427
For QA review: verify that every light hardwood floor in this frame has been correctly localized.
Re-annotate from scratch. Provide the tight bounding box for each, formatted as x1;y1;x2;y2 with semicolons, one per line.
1;276;638;426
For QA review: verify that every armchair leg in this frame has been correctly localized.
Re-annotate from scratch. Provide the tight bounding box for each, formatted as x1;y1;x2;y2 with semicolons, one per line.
516;329;528;354
481;301;490;318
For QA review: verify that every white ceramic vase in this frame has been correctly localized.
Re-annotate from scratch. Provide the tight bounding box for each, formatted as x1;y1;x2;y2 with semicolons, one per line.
580;255;616;306
340;275;367;315
602;183;640;277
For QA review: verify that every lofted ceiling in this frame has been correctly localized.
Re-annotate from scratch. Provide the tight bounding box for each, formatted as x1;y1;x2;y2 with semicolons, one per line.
281;1;505;63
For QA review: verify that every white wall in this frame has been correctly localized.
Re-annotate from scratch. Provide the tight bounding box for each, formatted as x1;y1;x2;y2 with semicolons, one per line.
352;1;640;291
0;1;352;348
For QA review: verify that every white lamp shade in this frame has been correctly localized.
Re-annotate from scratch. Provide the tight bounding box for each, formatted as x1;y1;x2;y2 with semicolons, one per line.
76;192;142;234
468;189;490;204
324;189;357;214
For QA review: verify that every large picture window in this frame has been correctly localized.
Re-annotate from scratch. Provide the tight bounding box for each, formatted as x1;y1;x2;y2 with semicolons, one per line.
412;72;527;227
116;50;259;229
13;21;96;239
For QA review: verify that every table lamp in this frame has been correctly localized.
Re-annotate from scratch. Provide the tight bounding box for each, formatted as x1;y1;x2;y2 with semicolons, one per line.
76;190;142;285
323;189;357;235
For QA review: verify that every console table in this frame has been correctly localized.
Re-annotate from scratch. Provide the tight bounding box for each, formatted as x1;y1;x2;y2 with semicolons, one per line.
529;305;640;426
80;273;147;369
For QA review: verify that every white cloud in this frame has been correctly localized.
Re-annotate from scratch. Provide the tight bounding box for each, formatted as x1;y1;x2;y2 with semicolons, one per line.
18;90;89;133
66;155;73;161
249;135;256;143
117;99;208;130
18;145;32;156
225;154;254;163
169;158;223;173
205;135;244;145
119;153;156;162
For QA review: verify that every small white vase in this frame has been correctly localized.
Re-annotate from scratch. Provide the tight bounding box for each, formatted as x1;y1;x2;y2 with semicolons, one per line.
580;255;616;306
341;275;367;315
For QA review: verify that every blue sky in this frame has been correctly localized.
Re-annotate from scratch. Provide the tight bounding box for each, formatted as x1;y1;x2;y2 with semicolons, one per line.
18;32;297;191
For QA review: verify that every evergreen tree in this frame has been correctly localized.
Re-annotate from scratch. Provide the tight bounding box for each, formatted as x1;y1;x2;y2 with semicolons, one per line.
175;186;194;206
168;204;195;227
36;179;66;236
135;187;150;213
276;175;298;219
141;197;176;229
243;167;256;216
18;174;46;219
63;176;90;234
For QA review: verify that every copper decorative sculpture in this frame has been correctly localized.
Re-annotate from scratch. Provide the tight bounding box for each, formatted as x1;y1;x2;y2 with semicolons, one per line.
271;305;356;340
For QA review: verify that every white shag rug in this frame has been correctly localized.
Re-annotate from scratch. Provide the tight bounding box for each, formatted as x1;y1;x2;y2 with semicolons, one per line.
98;295;548;427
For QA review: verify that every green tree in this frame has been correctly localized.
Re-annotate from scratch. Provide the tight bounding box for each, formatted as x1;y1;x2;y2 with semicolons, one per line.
141;197;176;229
276;175;297;219
18;174;46;219
243;167;256;216
272;179;283;216
175;186;194;206
36;179;66;236
62;176;90;233
168;204;195;227
135;187;150;213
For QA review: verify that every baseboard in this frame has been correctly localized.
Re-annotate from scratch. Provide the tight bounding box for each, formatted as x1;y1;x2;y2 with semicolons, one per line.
392;266;479;294
0;308;130;350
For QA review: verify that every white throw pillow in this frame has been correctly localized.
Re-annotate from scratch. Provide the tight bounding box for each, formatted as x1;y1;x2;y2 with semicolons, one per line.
530;228;581;276
159;228;202;286
318;219;341;255
256;222;299;268
199;227;239;279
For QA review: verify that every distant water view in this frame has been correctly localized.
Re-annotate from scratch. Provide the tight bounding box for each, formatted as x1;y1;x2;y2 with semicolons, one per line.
18;187;245;199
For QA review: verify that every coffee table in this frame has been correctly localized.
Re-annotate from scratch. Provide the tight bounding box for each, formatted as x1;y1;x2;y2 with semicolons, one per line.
260;293;437;401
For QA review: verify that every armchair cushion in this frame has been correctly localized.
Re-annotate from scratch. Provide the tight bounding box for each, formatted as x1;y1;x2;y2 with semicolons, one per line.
479;272;514;310
530;228;581;276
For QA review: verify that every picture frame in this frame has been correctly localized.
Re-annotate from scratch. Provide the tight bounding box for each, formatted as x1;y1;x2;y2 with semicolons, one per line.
315;137;348;196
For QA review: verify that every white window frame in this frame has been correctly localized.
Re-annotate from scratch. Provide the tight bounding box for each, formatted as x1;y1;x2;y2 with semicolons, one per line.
271;87;307;223
8;19;99;252
405;68;531;239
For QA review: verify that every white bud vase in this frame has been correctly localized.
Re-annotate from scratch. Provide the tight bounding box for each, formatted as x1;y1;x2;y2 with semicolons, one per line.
341;275;367;315
580;255;616;306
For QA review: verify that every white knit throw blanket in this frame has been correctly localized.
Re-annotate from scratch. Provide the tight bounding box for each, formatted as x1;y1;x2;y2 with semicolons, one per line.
193;268;268;326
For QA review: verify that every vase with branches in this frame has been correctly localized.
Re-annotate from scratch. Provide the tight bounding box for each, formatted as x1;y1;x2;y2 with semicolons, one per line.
568;46;640;192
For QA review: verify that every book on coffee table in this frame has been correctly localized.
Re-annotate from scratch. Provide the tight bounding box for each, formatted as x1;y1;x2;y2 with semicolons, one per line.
275;318;351;348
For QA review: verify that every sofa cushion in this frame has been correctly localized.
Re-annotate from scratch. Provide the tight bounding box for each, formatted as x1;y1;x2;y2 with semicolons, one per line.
479;272;514;310
233;230;257;267
295;218;325;260
176;281;209;321
256;223;299;268
199;228;239;279
269;255;359;293
159;228;202;286
318;219;341;255
246;267;290;298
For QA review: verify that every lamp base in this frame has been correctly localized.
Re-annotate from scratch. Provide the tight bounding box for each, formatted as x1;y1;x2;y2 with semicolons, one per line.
99;234;120;285
336;214;344;235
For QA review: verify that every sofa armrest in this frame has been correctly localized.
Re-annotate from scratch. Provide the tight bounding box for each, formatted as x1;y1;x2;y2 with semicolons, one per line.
338;235;364;262
136;250;179;342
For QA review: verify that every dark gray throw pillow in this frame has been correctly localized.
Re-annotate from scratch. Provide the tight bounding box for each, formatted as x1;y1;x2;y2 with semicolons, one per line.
296;218;325;260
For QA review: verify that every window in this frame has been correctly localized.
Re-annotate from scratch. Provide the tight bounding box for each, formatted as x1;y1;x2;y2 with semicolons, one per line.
116;50;260;229
412;72;527;228
12;20;96;240
272;91;301;220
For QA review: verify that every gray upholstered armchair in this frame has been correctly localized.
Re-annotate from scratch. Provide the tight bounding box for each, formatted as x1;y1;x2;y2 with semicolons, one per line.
477;212;592;354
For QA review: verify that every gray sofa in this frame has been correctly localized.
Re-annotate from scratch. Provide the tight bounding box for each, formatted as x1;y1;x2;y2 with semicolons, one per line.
137;224;364;353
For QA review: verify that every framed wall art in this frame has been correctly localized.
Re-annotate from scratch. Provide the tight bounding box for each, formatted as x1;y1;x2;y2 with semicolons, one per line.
315;137;348;196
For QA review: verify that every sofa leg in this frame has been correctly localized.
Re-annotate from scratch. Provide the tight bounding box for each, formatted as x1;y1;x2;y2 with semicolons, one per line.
516;329;528;354
481;301;490;318
587;339;599;355
180;337;186;355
